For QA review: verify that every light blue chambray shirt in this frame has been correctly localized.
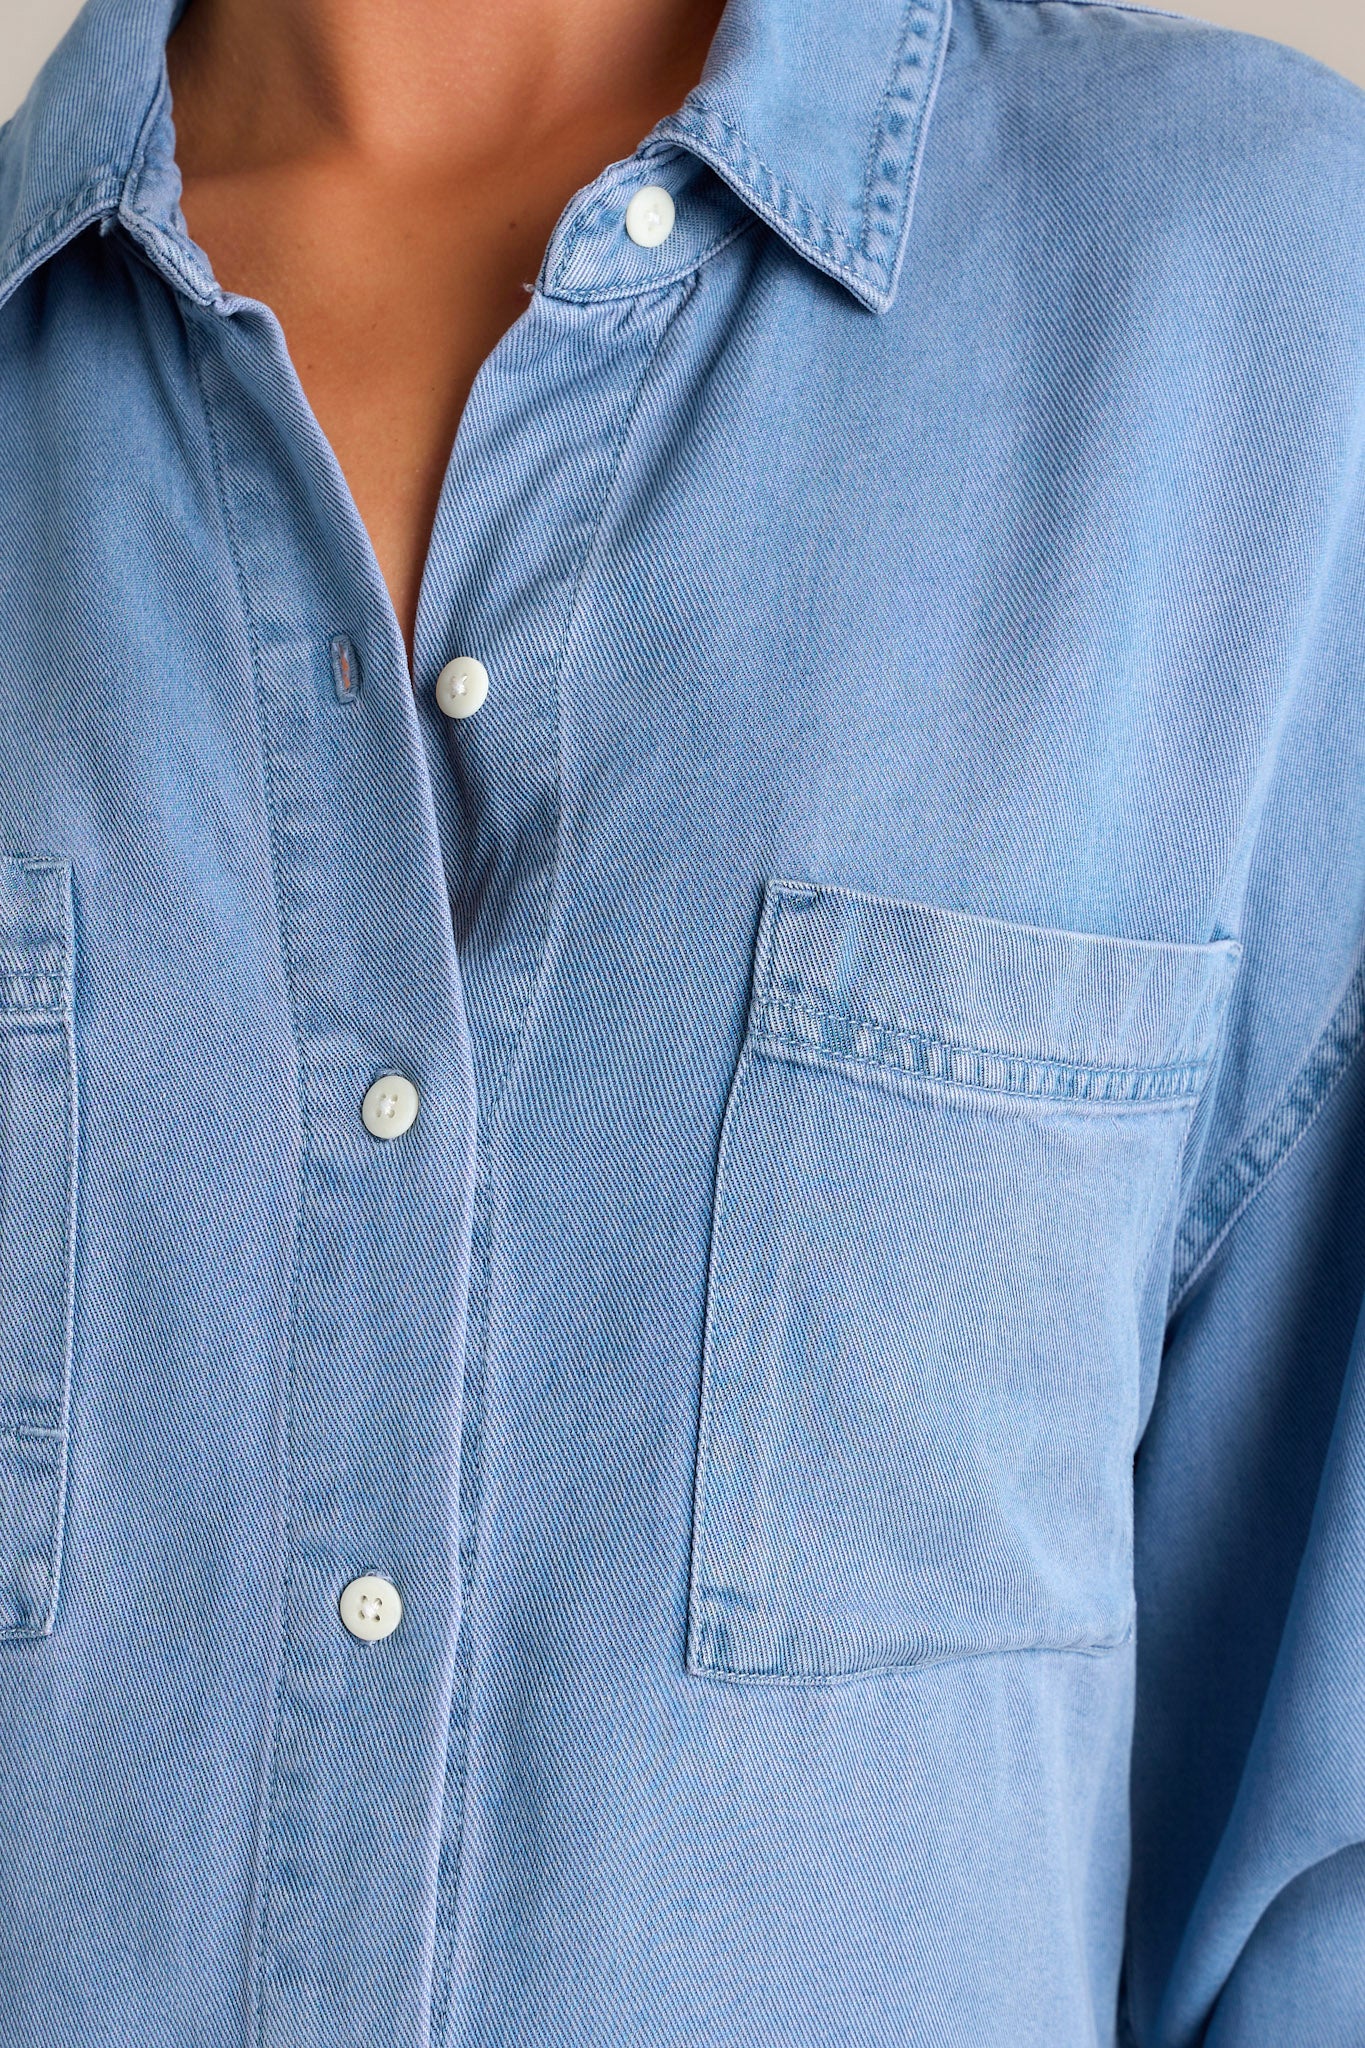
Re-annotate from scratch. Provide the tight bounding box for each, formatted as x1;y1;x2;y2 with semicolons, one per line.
2;0;1364;2042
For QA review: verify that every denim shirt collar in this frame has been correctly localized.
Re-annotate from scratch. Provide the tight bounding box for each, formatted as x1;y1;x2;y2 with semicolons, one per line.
0;0;952;318
655;0;952;310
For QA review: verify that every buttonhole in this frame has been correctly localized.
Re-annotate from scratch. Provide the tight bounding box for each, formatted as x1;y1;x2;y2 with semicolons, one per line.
330;634;361;703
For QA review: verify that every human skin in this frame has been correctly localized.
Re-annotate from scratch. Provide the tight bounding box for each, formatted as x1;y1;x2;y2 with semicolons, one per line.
165;0;729;658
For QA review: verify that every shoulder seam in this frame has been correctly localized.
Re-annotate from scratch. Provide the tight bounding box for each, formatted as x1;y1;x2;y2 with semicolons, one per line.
1168;947;1365;1316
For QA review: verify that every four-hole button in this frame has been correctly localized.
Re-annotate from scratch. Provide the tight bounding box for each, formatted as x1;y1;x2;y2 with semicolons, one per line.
624;184;675;249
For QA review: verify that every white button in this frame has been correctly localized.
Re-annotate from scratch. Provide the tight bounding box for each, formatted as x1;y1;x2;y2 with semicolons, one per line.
624;183;675;248
361;1072;419;1139
339;1573;402;1642
435;656;489;719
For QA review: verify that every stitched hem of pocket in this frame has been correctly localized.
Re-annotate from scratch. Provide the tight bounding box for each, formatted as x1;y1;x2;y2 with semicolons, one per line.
685;1614;1137;1688
751;1022;1216;1111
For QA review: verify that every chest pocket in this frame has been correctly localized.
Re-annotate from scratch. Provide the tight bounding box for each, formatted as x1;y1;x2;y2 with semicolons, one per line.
0;858;76;1640
686;878;1241;1685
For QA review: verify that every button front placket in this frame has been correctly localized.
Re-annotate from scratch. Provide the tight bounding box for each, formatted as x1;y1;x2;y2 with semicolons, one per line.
405;145;748;2048
187;304;480;2048
178;137;746;2048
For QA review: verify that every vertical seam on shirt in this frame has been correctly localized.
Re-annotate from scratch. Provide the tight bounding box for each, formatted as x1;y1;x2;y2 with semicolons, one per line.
425;270;702;2048
686;1032;761;1676
182;303;311;2048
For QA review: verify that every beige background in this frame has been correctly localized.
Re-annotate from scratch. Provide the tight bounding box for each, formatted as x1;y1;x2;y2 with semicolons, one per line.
1;0;1363;125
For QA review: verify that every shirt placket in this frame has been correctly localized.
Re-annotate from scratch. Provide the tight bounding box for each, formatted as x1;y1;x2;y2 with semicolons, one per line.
186;299;480;2048
172;146;727;2048
404;158;726;2047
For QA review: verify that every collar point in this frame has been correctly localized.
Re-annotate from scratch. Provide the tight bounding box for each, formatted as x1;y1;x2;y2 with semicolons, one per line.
837;262;901;317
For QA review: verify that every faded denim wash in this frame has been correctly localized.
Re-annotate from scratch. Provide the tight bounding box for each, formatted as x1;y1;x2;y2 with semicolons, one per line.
1;0;1364;2043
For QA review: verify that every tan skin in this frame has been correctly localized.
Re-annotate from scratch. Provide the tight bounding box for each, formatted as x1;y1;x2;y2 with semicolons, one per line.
166;0;728;661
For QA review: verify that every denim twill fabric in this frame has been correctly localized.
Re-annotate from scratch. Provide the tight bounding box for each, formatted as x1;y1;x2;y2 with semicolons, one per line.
1;0;1364;2042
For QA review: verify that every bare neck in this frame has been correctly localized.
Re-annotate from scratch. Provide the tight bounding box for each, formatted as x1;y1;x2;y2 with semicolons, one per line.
166;0;727;176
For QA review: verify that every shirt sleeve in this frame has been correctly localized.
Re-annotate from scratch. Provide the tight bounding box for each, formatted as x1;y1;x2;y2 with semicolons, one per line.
1121;451;1365;2043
